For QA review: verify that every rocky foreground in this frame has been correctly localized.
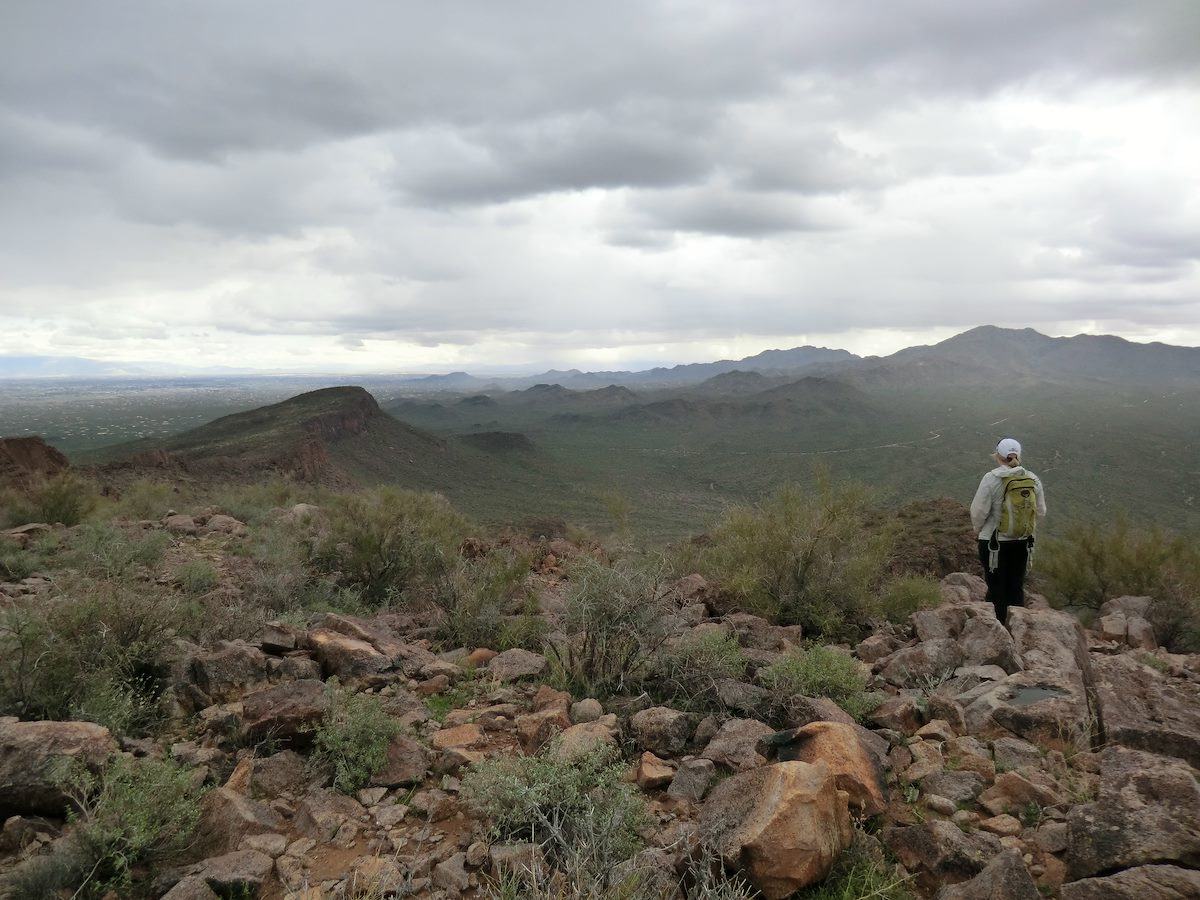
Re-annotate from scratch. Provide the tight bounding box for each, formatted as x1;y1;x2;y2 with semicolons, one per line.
2;514;1200;898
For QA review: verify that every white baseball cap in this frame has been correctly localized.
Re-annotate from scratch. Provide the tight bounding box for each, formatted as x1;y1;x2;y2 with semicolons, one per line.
996;438;1022;459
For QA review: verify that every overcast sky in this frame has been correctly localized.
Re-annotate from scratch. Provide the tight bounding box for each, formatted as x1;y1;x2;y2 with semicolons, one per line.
2;1;1198;374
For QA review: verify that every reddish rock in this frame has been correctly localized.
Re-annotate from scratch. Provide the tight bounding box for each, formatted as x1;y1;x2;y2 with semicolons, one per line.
371;734;430;787
240;679;327;743
635;751;675;789
759;721;888;816
188;640;271;703
1061;865;1200;900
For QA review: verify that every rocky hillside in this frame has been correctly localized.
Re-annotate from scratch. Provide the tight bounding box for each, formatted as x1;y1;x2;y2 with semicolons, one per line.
2;502;1198;899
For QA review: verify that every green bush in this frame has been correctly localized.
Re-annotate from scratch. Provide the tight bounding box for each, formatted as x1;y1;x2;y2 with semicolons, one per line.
650;630;748;712
462;743;646;894
52;756;209;898
175;558;220;595
1037;518;1200;652
309;680;402;793
433;547;533;649
19;473;98;527
0;532;58;581
308;487;470;604
698;478;893;640
875;575;942;624
548;555;672;696
0;575;187;734
759;644;881;723
68;523;170;580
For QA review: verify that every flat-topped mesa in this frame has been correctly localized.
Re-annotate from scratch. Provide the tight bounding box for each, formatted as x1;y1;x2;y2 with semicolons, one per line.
300;391;383;443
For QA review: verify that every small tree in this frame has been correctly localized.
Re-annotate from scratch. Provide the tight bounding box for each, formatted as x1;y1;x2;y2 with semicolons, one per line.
700;477;893;639
548;555;672;696
308;487;469;604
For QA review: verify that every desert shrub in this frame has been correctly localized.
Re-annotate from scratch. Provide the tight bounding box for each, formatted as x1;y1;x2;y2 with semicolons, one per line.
759;644;882;723
463;743;646;894
44;756;209;898
1038;518;1200;652
547;555;673;696
174;558;220;595
8;472;98;527
205;477;316;525
0;575;187;734
309;680;402;793
650;630;748;712
308;487;470;604
68;523;171;579
698;479;893;640
433;547;533;649
495;605;550;652
0;532;58;581
875;575;942;624
794;836;913;900
107;478;175;521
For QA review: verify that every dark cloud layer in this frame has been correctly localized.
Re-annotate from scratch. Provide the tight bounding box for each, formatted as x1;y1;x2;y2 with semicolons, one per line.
1;1;1198;367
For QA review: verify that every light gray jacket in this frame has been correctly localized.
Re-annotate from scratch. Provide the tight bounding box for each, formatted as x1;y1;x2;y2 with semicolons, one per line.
970;464;1046;540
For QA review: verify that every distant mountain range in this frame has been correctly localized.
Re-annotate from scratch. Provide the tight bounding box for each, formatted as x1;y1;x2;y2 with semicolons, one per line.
7;326;1196;388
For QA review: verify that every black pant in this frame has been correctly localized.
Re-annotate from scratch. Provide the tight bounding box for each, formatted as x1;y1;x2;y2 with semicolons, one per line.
978;538;1030;626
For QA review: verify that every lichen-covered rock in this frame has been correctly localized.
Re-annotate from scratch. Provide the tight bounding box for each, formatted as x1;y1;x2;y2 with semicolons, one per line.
1090;653;1200;768
485;648;547;680
187;640;271;703
630;706;692;758
1066;746;1200;880
1061;865;1200;900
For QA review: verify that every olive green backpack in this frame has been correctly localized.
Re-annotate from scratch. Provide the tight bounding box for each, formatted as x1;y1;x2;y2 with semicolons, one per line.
998;474;1039;539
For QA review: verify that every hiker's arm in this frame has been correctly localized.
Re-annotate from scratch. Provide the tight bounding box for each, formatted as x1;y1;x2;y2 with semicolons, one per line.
1034;473;1047;517
969;475;993;533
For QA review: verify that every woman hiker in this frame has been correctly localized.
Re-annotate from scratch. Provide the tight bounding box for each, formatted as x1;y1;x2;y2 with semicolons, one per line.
970;438;1046;625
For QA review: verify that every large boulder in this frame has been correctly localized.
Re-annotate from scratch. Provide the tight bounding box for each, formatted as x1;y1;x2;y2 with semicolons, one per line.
1090;653;1200;768
957;615;1021;673
239;679;327;743
1061;865;1200;900
1066;746;1200;880
758;721;888;816
699;761;852;899
318;613;438;676
188;640;271;703
1007;607;1092;680
0;718;118;817
961;669;1092;751
305;628;392;682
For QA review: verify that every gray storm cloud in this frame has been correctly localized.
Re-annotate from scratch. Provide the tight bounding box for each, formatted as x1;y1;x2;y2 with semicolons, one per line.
1;0;1198;367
